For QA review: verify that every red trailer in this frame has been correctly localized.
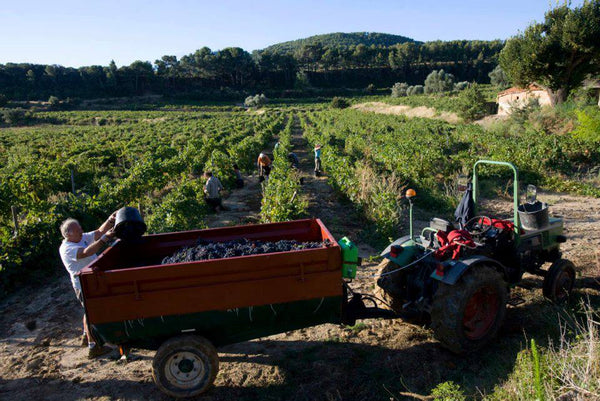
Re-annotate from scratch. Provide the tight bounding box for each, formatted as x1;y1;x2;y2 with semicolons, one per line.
80;218;365;398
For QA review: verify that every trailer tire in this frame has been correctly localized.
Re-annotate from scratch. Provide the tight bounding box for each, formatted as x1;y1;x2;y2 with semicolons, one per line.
152;335;219;398
543;259;575;304
431;265;507;354
374;259;404;313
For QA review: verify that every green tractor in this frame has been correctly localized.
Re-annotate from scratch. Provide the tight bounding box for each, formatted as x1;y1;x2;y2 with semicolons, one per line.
375;160;575;353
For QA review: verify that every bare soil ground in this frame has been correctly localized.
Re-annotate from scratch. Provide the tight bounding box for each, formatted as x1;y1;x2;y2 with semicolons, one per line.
1;118;599;400
352;102;462;124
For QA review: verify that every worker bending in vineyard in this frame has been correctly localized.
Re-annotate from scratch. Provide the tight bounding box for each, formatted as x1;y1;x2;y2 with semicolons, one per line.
257;152;272;182
233;164;244;188
287;152;300;170
203;171;228;211
59;213;117;359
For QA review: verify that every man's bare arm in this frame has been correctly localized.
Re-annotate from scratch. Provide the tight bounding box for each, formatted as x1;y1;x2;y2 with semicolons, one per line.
78;228;115;259
94;211;117;240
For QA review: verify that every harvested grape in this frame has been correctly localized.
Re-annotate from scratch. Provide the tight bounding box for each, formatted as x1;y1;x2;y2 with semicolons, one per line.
162;238;329;264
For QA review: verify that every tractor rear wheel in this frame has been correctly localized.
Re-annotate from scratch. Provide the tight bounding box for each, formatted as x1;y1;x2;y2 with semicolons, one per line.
431;265;507;354
374;259;404;313
543;259;575;304
152;335;219;398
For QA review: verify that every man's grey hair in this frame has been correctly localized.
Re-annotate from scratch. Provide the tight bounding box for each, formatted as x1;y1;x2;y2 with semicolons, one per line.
60;218;79;238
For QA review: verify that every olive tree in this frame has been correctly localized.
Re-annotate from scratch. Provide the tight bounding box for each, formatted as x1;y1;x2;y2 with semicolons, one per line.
424;69;455;93
488;65;510;88
407;85;424;95
391;82;409;97
499;1;600;104
244;94;268;107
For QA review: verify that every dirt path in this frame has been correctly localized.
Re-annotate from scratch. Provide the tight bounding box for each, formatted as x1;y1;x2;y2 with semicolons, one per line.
352;101;461;124
205;175;262;228
289;114;376;258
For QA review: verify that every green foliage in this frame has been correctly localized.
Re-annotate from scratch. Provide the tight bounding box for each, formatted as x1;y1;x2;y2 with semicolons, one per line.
573;107;600;143
531;339;544;401
499;1;600;104
0;193;110;297
48;96;60;106
301;114;407;239
1;108;32;125
294;71;311;89
0;109;282;296
430;381;466;401
244;93;268;107
145;180;209;233
391;82;409;97
508;97;541;126
485;347;545;401
407;85;424;95
457;83;488;122
344;322;368;334
453;81;469;91
330;97;350;109
486;303;599;400
264;32;416;54
204;149;235;188
382;92;460;113
301;98;599;240
488;65;510;88
1;34;504;102
260;117;307;222
424;69;455;94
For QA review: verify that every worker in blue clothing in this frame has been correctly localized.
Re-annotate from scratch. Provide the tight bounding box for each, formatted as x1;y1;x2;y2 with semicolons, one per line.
314;144;322;176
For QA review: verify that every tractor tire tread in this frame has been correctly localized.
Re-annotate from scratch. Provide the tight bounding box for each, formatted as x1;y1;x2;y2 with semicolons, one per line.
430;265;507;354
543;258;576;304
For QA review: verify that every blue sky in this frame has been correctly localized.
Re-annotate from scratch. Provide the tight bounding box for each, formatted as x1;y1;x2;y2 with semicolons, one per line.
0;0;584;68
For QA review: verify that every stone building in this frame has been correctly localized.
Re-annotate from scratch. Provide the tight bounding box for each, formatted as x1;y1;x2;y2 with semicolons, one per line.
497;85;551;115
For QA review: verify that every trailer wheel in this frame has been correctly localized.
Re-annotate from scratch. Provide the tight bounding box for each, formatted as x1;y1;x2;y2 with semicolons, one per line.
543;259;575;304
374;259;404;313
152;335;219;398
431;265;507;354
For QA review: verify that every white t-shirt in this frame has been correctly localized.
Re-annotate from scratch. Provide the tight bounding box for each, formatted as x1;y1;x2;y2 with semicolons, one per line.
59;231;97;291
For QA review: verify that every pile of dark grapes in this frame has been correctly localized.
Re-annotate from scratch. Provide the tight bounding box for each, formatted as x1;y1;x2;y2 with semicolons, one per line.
162;238;329;265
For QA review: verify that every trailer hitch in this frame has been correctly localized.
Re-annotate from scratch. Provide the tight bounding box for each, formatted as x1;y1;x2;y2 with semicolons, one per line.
343;293;419;324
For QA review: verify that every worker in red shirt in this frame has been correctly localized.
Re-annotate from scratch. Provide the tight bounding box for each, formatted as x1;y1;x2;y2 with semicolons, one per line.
257;152;272;182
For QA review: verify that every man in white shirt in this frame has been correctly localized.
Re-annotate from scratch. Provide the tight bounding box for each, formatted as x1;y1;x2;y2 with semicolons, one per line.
203;171;228;211
59;212;116;358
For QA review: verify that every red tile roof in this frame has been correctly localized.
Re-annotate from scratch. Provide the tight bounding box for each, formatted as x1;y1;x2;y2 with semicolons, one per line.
498;84;545;97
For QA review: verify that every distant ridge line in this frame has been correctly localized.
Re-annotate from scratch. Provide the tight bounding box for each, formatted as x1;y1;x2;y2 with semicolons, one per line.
261;32;419;53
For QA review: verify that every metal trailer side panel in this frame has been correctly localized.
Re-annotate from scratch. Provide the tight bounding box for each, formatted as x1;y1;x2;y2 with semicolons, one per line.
92;296;343;349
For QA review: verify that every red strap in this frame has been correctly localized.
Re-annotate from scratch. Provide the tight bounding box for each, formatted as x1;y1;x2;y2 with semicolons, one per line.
434;229;474;261
480;217;515;232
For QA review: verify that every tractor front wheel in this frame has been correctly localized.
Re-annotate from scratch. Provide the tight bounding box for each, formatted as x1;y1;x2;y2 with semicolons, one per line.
152;335;219;398
431;265;507;354
543;259;575;304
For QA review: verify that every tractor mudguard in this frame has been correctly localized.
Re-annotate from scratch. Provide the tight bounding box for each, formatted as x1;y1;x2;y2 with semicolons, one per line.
430;255;507;285
380;235;418;267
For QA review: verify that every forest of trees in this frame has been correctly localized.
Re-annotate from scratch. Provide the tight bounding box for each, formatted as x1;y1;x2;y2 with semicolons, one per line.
0;33;504;100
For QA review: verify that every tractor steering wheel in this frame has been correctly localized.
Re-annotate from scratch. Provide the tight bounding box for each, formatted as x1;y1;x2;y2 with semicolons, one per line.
464;215;493;236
